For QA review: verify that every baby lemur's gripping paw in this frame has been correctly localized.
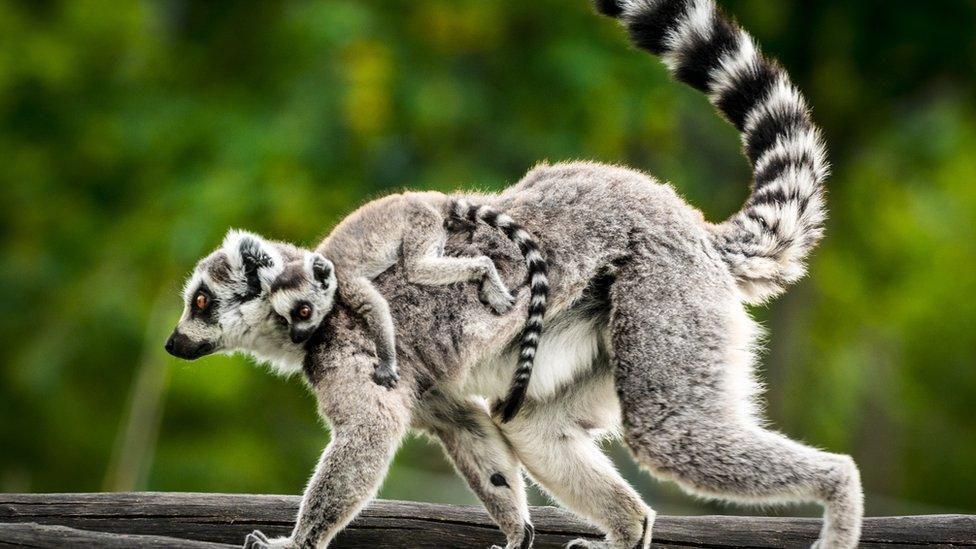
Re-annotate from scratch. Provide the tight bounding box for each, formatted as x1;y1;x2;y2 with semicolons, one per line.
243;530;295;549
479;279;516;315
372;362;399;389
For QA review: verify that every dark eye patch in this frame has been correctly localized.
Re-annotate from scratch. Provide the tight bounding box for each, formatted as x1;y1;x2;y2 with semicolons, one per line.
269;263;305;293
191;284;219;324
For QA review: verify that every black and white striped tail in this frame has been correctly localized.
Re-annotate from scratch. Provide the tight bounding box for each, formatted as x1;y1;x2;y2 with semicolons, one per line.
597;0;829;304
450;199;548;423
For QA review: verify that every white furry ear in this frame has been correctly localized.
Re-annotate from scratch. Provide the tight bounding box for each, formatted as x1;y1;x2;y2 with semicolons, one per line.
222;229;283;293
305;252;335;288
222;229;261;268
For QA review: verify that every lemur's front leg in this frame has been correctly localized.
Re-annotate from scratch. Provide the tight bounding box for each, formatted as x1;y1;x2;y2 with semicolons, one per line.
244;361;411;549
415;393;533;549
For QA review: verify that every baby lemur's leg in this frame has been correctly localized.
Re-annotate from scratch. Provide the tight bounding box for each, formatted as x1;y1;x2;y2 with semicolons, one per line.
609;253;863;549
338;274;399;388
416;392;533;549
499;389;653;549
402;202;515;314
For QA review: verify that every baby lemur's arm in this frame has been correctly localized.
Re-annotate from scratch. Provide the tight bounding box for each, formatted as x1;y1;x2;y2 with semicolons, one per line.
333;274;400;388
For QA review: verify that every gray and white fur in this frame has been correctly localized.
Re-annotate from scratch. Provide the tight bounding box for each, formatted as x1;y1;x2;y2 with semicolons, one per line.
450;199;549;422
266;194;549;412
267;251;338;345
166;1;862;548
285;190;522;388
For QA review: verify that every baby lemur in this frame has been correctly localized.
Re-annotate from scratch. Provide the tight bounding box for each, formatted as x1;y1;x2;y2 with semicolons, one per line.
270;194;549;420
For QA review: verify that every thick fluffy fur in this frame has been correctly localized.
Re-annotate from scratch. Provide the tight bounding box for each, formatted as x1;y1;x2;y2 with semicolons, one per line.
603;0;829;304
168;230;311;374
309;190;519;387
274;196;552;422
169;2;862;548
452;199;548;422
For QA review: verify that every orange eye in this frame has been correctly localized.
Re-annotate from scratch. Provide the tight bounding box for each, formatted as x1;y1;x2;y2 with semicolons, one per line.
195;293;207;310
298;304;312;319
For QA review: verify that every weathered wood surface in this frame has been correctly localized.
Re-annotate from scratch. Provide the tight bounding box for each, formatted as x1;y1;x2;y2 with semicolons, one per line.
1;493;973;548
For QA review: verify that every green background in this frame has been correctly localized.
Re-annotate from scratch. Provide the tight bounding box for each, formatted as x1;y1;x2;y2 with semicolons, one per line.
1;0;974;517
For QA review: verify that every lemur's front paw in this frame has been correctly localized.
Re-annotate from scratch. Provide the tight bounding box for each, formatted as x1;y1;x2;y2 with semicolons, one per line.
479;280;516;315
243;530;296;549
492;523;535;549
372;364;399;389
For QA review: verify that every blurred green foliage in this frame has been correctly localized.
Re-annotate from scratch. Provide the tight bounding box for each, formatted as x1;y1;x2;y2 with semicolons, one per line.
1;0;974;516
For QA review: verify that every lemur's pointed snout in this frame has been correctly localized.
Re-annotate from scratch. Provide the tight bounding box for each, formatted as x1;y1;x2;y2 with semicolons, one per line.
165;330;214;360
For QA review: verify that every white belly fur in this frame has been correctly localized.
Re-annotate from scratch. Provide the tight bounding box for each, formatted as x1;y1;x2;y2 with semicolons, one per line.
461;313;620;433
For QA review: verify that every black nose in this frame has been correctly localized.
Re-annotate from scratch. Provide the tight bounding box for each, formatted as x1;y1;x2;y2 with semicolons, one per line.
165;330;214;360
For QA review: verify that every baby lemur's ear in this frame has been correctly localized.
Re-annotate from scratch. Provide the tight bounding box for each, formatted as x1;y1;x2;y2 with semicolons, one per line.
308;253;334;287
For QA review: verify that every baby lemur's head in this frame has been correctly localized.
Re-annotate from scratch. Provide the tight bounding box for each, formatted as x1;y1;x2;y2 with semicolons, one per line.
268;252;337;344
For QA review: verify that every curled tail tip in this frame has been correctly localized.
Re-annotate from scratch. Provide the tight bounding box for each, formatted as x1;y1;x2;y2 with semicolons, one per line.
598;0;827;302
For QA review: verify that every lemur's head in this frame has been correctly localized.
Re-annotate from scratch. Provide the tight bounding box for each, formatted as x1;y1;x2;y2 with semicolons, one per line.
267;252;337;345
165;229;318;374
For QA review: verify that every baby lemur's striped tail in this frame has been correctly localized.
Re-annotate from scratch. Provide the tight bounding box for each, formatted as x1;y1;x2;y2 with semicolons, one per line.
597;0;829;304
450;199;548;423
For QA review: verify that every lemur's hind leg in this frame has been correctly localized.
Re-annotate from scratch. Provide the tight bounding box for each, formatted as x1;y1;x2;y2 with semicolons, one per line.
415;393;533;549
401;207;515;314
499;381;653;549
609;247;863;549
339;275;400;388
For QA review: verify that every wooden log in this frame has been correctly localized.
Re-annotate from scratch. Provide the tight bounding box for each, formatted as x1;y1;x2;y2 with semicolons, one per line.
1;493;973;548
0;522;233;548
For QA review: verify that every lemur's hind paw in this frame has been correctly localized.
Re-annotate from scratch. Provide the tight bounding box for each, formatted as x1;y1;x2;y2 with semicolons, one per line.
372;364;399;389
479;280;516;315
243;530;268;548
243;530;295;549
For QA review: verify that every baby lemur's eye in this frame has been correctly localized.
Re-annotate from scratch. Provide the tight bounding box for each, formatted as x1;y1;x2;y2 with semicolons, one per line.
294;303;312;320
194;292;208;310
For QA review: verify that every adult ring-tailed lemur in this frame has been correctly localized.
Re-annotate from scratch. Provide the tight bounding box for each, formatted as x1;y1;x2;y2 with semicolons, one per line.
166;1;863;548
